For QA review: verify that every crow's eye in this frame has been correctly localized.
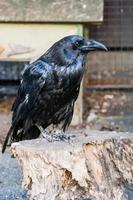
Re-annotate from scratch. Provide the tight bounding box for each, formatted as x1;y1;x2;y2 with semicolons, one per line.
75;41;80;47
74;40;82;47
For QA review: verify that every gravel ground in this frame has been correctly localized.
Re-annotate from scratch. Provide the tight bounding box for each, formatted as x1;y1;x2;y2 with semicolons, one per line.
0;97;28;200
0;148;27;200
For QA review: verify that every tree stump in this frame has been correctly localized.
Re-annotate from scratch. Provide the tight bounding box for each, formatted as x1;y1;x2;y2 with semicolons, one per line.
11;130;133;200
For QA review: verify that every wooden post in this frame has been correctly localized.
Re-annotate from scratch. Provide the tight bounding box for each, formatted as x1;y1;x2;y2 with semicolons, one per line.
11;130;133;200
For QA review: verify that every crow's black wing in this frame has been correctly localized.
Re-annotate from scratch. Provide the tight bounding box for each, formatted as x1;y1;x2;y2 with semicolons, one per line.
2;60;51;153
12;60;52;121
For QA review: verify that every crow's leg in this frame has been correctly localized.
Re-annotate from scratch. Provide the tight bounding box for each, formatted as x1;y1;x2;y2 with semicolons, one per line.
38;125;58;142
38;126;52;142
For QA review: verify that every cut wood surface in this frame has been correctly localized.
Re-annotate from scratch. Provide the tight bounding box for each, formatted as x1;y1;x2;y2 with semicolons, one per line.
11;130;133;200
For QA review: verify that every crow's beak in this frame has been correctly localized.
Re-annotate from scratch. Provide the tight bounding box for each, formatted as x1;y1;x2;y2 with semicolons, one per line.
80;40;107;52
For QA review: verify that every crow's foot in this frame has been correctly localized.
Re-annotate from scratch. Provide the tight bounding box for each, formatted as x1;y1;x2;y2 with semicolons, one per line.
42;130;74;142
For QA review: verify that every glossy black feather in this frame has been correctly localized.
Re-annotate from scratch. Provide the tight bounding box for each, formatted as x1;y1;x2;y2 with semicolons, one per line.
2;35;107;153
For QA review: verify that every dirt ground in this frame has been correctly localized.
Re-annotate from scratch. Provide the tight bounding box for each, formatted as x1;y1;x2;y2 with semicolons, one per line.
0;112;11;144
0;96;14;144
83;90;133;132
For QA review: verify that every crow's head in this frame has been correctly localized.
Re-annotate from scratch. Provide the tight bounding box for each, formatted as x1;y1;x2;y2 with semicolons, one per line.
44;35;107;66
64;35;107;52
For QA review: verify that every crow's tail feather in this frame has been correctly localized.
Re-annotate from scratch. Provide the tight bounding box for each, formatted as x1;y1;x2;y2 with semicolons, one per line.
2;125;41;153
2;126;14;153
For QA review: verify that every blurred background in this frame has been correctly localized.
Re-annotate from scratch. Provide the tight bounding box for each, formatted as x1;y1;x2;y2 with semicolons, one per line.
0;0;133;144
84;0;133;132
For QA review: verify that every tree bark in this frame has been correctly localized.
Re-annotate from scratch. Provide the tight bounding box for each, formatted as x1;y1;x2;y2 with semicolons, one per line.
11;130;133;200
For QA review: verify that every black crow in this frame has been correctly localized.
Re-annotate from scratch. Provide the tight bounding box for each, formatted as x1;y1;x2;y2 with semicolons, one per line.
2;35;107;153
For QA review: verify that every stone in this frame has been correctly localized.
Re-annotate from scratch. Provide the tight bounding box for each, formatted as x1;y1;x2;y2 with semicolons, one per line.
11;130;133;200
0;0;103;22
